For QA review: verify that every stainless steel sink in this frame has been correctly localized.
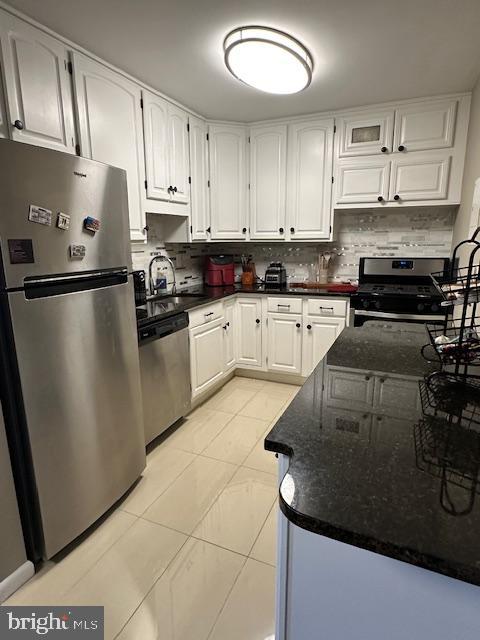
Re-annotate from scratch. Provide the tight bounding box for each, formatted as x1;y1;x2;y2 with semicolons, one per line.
149;293;208;304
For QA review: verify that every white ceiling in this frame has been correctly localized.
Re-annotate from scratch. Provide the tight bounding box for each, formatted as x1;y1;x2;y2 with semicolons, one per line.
4;0;480;121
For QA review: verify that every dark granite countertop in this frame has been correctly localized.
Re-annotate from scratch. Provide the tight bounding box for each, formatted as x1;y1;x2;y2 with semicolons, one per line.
265;321;480;587
136;283;353;327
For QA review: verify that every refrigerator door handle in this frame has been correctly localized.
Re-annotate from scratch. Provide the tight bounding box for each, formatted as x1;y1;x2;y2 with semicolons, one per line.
24;268;128;300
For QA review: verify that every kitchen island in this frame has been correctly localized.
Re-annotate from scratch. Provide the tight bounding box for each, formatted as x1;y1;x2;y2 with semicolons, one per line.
265;321;480;640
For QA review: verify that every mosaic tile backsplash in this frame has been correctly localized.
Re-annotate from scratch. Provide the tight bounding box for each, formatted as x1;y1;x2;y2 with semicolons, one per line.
131;206;456;291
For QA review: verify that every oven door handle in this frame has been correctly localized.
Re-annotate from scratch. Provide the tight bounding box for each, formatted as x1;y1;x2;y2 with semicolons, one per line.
354;309;443;321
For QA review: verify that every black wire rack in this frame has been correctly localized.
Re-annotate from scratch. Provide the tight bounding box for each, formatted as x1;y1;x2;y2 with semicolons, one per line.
419;373;480;429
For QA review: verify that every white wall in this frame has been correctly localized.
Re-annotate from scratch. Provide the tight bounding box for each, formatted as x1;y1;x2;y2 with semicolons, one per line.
453;76;480;262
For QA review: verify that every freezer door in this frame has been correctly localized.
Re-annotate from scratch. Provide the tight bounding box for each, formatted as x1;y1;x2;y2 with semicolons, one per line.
7;277;145;558
0;139;132;289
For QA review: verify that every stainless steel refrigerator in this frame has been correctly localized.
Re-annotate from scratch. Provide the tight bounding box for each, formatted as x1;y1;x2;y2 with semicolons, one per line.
0;139;146;561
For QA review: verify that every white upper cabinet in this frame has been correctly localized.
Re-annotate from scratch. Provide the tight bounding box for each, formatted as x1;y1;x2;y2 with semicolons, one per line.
72;52;147;241
249;124;287;240
287;118;334;240
0;11;75;153
389;150;451;202
142;90;189;207
393;99;457;153
188;115;209;241
336;156;391;204
337;110;394;157
209;124;248;240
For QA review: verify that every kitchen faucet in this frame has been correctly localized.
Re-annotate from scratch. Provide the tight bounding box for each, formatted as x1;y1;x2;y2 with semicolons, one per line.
148;254;177;296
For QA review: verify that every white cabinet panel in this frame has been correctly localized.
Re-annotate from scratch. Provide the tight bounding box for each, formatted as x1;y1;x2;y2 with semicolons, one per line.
0;11;75;153
142;91;189;206
337;110;394;157
302;317;345;377
336;156;390;204
223;299;236;371
236;297;263;368
267;313;303;375
394;99;457;152
209;124;247;240
168;104;189;204
287;118;334;240
374;375;421;418
325;367;375;410
390;151;451;202
72;53;146;241
250;124;287;240
188;115;209;241
190;318;224;397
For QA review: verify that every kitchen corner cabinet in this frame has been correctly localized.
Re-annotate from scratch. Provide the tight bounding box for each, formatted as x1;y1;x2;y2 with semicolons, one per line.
249;124;287;240
267;313;303;375
72;53;147;241
0;10;76;153
188;115;210;240
142;90;190;212
190;317;225;397
208;123;248;240
286;118;334;240
236;297;263;368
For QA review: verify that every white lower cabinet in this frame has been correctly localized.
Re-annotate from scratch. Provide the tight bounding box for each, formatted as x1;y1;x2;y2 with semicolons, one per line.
223;299;236;371
302;316;345;377
267;313;303;375
236;297;263;368
189;316;225;397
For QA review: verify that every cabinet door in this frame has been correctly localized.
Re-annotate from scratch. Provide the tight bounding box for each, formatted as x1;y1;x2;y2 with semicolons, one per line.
324;366;375;410
250;124;287;240
336;156;390;204
189;115;209;241
302;317;345;377
0;60;8;139
267;313;303;375
0;12;75;153
209;124;248;240
168;104;189;204
393;99;457;152
236;297;263;368
287;118;334;240
374;374;421;419
190;318;224;397
142;90;170;202
337;110;394;157
223;299;236;371
73;53;146;241
389;151;451;202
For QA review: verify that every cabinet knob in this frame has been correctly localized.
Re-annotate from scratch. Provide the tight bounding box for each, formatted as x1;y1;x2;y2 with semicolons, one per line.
242;227;247;233
279;227;284;233
168;185;173;193
206;226;211;233
377;416;383;422
307;324;312;330
296;323;301;328
365;375;370;381
393;194;400;201
143;225;149;233
256;318;260;324
223;324;228;330
398;145;405;152
381;146;388;153
377;196;384;202
173;186;178;192
227;321;230;327
379;377;386;383
12;119;24;130
290;227;295;233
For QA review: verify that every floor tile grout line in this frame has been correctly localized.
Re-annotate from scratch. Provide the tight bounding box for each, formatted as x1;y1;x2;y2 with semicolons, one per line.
244;494;278;560
112;532;192;640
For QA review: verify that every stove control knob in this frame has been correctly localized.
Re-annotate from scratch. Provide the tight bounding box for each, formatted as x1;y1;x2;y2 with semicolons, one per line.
417;303;425;312
362;300;369;309
374;300;381;310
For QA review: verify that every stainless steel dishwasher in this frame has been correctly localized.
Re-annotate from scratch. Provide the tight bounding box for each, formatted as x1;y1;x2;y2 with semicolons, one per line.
138;312;191;445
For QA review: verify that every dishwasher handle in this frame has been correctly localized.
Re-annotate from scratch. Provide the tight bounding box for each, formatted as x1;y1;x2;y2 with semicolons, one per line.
138;312;189;345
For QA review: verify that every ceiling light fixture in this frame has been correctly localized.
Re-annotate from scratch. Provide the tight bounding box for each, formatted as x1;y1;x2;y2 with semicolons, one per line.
223;26;313;95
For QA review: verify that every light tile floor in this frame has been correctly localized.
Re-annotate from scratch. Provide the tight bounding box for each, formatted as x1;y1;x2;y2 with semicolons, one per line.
6;376;300;640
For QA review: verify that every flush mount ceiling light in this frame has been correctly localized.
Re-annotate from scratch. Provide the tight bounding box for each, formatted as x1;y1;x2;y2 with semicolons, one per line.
223;26;313;94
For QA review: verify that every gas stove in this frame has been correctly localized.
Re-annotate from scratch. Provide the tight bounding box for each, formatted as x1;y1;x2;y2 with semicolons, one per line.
351;257;450;325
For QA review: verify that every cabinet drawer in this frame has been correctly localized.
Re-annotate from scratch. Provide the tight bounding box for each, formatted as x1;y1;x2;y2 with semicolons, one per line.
267;297;302;314
188;302;224;328
307;298;347;317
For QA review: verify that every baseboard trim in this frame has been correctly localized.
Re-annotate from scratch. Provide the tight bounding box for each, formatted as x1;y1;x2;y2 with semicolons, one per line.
0;560;35;603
